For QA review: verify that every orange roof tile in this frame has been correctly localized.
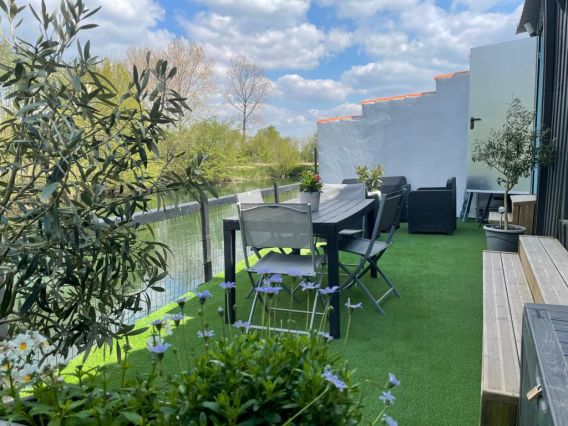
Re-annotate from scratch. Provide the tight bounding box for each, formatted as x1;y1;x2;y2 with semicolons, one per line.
361;91;435;105
433;70;469;80
316;115;358;124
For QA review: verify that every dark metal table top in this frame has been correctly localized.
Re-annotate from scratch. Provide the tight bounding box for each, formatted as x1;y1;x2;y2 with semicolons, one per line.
223;198;375;232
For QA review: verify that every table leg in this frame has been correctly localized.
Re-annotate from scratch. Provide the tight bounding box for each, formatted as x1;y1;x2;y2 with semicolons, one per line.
223;227;236;323
326;236;341;339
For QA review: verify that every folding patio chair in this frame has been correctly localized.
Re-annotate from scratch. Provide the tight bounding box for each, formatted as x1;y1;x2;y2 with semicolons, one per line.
236;189;264;204
338;192;403;314
237;202;326;333
236;189;288;295
321;183;367;237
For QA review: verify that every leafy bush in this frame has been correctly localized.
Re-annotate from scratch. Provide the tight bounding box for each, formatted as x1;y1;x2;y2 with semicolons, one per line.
0;286;365;425
0;0;211;357
0;280;404;425
355;164;385;192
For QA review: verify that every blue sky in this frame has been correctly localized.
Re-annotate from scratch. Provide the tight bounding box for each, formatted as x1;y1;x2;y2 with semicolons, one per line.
22;0;527;138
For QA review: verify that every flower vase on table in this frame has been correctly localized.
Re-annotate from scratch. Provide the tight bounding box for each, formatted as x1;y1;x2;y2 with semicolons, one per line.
299;191;321;212
299;171;323;212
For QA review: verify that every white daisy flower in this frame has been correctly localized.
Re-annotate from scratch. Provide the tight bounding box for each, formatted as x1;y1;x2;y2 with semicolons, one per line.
11;334;34;354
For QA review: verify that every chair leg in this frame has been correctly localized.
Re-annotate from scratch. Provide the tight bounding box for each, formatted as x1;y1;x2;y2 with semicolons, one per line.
248;291;260;324
354;276;386;315
376;267;400;298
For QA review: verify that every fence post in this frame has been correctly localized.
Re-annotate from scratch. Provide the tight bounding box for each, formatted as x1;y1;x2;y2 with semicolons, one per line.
314;146;318;174
199;193;213;282
273;182;280;203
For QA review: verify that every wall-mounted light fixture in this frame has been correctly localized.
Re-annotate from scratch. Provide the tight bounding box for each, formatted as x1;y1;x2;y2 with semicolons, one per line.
524;22;537;37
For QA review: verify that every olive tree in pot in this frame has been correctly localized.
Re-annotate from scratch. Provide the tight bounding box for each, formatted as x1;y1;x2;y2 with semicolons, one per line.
355;164;384;199
472;98;554;252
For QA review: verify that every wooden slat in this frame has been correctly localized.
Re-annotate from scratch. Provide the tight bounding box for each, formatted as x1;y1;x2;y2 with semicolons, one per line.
538;237;568;305
500;252;534;360
482;251;521;396
519;236;545;303
519;236;568;305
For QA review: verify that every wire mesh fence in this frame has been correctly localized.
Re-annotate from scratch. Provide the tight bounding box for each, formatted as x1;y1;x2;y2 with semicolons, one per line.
127;183;299;323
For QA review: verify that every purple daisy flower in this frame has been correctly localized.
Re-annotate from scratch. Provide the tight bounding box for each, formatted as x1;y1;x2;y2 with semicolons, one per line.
345;299;363;312
219;281;236;290
197;330;215;339
193;289;212;304
322;369;347;392
388;372;400;388
383;415;398;426
269;274;283;283
319;286;340;295
379;391;396;405
255;286;282;295
299;281;320;291
169;313;184;327
233;320;251;331
147;342;171;354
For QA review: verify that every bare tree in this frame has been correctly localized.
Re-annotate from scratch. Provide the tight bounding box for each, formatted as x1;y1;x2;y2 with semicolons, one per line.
224;56;271;143
126;39;215;121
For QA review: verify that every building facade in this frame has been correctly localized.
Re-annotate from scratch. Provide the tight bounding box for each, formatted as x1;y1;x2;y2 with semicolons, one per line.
519;0;568;243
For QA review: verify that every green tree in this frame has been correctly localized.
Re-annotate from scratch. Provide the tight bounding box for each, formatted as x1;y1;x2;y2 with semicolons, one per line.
472;98;554;229
300;133;317;163
0;0;211;356
164;120;241;183
251;126;300;177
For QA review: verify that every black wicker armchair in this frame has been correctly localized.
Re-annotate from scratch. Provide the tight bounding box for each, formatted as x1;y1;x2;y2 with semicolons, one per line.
407;177;457;235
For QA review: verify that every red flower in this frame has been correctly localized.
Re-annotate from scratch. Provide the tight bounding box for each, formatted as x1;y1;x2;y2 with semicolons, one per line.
315;175;321;182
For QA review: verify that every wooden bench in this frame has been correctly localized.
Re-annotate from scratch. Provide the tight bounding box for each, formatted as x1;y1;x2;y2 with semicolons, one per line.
519;236;568;305
482;251;534;425
481;235;568;425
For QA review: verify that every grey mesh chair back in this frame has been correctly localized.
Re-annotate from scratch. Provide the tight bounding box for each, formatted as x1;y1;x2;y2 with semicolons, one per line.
320;183;366;202
238;203;318;271
236;189;264;204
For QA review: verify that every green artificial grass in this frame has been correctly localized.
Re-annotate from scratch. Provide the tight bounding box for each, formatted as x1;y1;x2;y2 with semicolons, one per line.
65;222;485;425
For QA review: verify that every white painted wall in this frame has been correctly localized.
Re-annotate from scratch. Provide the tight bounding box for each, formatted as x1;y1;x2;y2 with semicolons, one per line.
318;73;470;216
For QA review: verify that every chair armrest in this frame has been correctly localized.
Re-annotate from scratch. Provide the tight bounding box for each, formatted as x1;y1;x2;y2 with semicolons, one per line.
417;186;445;191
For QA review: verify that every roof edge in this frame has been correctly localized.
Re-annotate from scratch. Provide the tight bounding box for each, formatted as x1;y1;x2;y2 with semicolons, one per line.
361;91;435;105
433;70;469;80
316;115;361;124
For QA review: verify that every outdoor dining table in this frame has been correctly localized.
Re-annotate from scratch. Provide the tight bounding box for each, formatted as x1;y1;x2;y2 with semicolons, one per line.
222;197;377;338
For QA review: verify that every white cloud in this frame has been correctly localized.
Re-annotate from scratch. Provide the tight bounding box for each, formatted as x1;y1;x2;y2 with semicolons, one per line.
341;60;436;97
337;2;523;98
7;0;174;57
275;74;351;102
317;0;417;19
194;0;309;29
183;15;335;69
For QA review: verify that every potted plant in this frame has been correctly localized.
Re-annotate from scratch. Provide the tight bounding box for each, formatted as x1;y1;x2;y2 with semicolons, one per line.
299;170;324;211
355;164;385;198
472;98;554;252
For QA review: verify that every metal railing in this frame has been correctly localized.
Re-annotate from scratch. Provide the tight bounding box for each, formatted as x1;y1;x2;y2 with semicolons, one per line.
128;183;299;322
